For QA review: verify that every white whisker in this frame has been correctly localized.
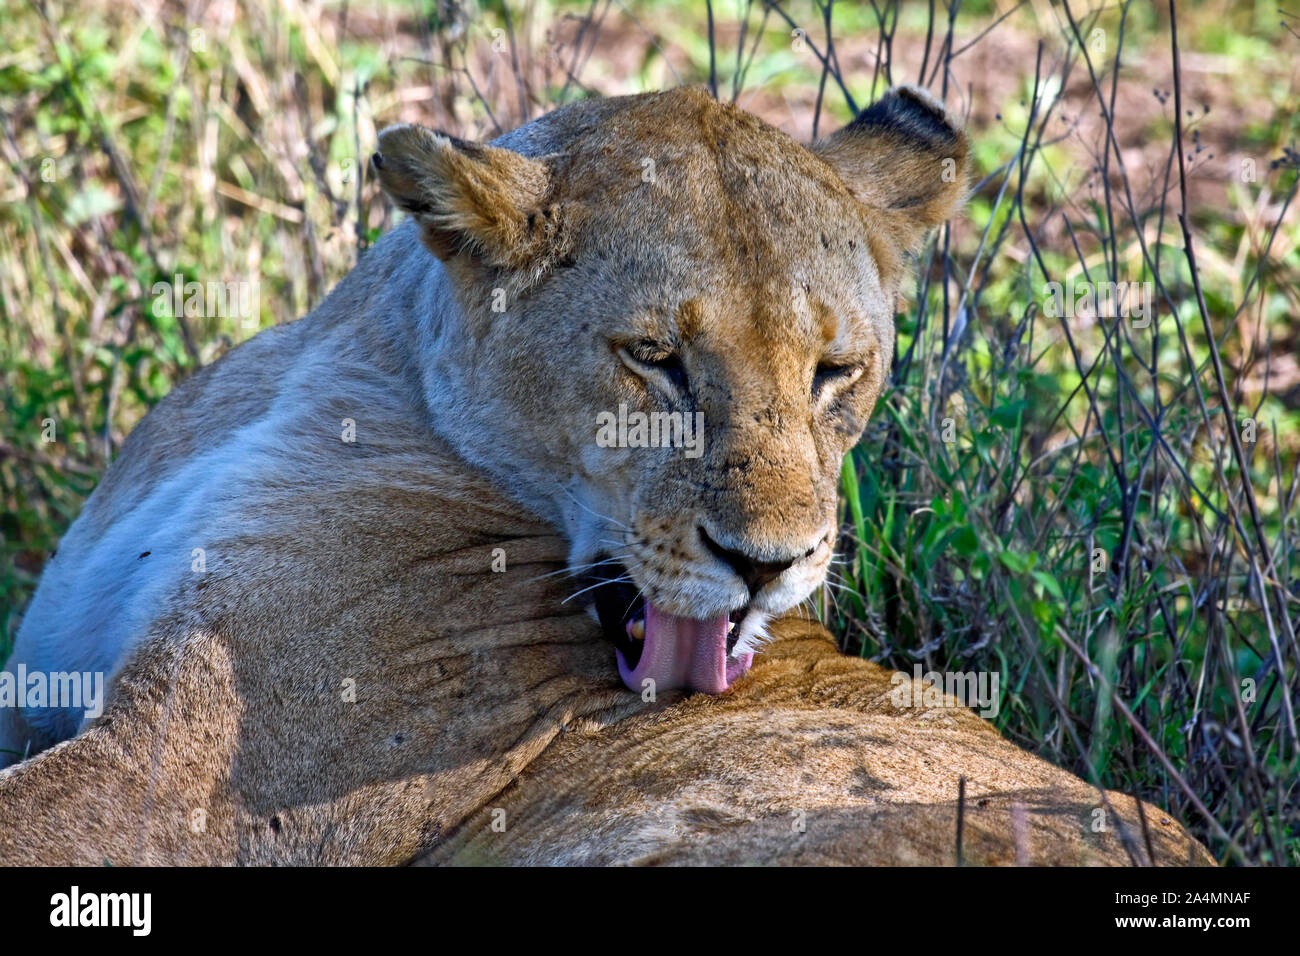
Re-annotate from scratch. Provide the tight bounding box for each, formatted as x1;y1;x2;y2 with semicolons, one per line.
527;555;634;584
561;487;630;531
561;575;636;605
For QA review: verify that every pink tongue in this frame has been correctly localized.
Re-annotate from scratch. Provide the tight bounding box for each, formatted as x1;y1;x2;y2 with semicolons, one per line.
616;602;754;695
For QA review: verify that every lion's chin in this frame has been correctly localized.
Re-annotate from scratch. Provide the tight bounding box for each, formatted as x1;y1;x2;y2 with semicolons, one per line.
614;602;754;695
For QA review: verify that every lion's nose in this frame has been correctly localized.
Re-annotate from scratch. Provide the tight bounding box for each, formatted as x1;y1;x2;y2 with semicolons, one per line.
699;527;813;598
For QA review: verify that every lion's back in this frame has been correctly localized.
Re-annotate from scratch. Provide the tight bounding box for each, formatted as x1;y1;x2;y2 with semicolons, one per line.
4;252;428;746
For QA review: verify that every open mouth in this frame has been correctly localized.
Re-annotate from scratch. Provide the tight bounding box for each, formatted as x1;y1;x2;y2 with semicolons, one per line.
585;559;754;694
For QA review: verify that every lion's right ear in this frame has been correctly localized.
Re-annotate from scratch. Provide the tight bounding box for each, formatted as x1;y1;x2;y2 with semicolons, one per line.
812;85;969;251
371;124;552;267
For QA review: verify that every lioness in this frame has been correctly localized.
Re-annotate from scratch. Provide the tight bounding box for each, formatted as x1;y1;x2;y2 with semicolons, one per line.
0;86;1211;865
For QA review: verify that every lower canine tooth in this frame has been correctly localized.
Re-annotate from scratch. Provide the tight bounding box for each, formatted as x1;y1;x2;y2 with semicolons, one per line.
629;619;645;640
727;620;736;633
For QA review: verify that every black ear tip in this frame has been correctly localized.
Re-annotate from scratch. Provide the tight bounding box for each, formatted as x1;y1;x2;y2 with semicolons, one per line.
852;85;957;145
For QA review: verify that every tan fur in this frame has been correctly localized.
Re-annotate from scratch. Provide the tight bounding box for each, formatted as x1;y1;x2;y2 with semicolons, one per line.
423;618;1212;866
0;88;1211;865
0;496;1211;865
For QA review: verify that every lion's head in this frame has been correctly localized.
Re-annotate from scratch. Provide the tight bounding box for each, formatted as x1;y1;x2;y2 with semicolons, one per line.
372;85;967;694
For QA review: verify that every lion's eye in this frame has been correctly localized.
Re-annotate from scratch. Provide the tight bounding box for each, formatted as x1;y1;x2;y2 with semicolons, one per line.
622;341;688;391
813;361;862;400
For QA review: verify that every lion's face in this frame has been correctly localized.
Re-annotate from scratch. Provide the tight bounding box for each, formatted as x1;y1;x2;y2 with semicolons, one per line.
374;86;967;694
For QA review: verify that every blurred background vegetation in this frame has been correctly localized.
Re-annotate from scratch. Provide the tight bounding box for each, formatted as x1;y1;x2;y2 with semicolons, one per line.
0;0;1297;864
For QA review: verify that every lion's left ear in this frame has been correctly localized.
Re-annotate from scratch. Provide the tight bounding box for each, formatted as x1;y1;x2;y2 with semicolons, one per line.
371;123;554;268
812;85;969;249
